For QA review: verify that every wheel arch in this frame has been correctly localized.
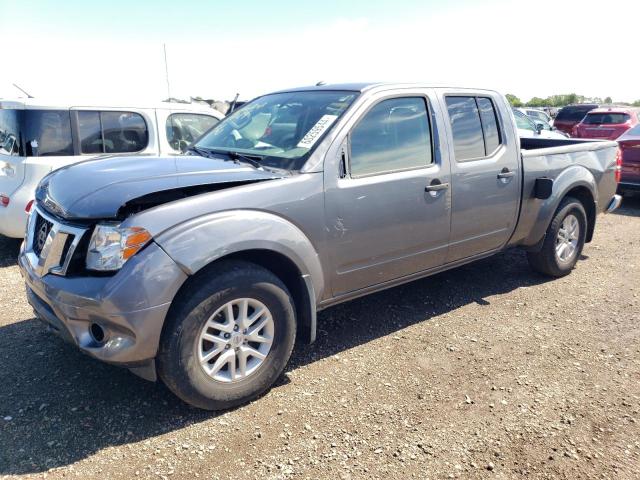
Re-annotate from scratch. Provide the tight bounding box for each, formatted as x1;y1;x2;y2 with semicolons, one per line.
563;185;596;243
155;210;325;344
524;167;598;248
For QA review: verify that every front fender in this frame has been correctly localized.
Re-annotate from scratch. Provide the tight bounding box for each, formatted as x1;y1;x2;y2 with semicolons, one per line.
524;165;597;246
154;209;326;301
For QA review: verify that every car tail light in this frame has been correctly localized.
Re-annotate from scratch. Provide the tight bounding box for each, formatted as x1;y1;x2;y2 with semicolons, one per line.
0;195;9;207
615;147;622;183
25;200;34;214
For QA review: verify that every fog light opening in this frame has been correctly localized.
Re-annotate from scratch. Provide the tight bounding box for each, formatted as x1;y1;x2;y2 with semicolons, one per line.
89;323;107;344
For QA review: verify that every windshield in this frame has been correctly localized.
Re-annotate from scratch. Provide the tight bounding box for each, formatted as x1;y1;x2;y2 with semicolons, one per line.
195;90;358;170
514;110;536;131
527;110;549;122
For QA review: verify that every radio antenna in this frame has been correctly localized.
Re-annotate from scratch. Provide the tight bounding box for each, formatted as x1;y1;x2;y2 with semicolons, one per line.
13;83;34;98
163;44;171;99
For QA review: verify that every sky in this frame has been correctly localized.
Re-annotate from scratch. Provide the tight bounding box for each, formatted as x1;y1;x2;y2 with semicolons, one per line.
1;0;639;104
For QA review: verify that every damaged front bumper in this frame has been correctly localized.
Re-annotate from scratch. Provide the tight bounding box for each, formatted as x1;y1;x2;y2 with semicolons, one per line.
18;241;188;381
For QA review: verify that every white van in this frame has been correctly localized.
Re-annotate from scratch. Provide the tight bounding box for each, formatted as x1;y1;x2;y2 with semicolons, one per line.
0;100;223;237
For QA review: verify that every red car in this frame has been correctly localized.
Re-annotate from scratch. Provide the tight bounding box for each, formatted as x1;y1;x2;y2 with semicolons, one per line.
553;104;598;136
573;107;640;140
617;124;640;194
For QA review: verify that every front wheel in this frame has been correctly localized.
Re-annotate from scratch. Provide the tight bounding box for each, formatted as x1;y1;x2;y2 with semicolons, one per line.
527;196;587;277
157;260;296;410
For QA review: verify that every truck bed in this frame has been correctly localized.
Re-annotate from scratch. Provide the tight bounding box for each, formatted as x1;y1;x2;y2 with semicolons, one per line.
520;137;617;155
509;137;619;248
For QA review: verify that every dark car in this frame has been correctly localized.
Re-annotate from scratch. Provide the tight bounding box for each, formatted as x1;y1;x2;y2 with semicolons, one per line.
617;124;640;194
553;104;599;136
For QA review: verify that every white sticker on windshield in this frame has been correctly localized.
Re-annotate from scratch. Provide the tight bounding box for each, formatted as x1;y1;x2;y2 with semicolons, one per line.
297;115;338;149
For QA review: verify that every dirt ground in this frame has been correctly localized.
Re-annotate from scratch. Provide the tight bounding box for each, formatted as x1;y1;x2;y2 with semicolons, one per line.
0;197;639;480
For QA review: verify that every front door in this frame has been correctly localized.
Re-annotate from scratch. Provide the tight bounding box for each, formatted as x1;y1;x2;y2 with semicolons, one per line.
441;94;520;262
324;93;451;296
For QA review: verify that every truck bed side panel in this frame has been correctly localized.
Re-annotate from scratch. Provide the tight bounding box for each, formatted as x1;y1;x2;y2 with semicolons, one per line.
510;139;618;247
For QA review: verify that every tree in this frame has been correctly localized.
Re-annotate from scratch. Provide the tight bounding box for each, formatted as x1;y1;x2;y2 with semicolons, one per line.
633;100;640;107
505;94;522;107
604;96;612;104
527;97;547;107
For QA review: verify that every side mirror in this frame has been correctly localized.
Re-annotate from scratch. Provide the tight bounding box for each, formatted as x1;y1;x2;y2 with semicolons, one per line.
536;123;544;134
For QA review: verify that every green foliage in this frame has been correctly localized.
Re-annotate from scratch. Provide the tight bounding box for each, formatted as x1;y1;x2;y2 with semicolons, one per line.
526;93;583;107
527;97;546;107
632;100;640;107
506;94;522;107
604;97;612;104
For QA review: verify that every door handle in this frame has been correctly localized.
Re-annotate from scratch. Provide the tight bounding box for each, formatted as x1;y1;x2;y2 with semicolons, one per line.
497;169;516;179
425;181;449;194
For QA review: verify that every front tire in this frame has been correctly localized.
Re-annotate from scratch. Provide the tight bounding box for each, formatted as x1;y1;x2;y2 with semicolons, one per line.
157;260;296;410
527;196;587;277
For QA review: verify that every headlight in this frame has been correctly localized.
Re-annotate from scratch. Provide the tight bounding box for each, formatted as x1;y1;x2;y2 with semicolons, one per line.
86;223;152;271
0;162;15;177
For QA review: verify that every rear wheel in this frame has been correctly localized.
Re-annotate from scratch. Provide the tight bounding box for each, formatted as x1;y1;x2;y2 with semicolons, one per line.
157;260;296;410
527;196;587;277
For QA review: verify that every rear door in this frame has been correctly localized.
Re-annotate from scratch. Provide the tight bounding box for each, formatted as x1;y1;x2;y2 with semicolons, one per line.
324;89;451;296
440;92;520;262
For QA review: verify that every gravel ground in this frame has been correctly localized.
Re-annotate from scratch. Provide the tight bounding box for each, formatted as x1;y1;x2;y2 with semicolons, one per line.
0;197;639;480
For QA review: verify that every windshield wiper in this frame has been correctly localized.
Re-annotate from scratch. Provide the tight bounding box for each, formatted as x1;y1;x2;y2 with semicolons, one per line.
186;145;214;158
187;146;265;170
224;151;264;170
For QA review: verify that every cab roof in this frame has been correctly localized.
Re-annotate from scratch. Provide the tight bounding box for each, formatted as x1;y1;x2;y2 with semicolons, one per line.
272;82;499;95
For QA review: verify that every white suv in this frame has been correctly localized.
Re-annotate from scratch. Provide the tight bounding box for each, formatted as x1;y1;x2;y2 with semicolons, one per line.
0;100;223;237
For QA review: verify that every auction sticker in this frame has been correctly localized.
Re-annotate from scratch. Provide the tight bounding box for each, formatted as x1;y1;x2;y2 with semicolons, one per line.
297;115;338;148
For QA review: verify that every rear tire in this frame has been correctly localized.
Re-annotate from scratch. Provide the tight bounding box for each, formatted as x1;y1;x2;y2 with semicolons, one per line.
157;260;296;410
527;196;587;277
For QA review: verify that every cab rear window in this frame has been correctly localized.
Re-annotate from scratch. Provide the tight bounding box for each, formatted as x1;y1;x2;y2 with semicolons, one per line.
582;113;630;125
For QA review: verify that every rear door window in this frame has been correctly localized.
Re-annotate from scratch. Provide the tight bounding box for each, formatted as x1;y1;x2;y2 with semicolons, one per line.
477;97;502;154
77;111;148;154
445;96;486;161
167;113;219;152
23;110;73;157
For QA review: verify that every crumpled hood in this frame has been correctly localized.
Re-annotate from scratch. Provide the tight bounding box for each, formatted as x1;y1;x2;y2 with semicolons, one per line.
36;155;284;219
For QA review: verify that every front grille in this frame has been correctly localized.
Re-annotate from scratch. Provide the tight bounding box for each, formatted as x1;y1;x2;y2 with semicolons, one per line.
32;213;54;257
26;208;87;277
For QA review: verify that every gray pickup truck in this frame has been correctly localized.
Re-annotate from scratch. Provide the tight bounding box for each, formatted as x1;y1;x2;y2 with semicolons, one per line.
19;83;621;410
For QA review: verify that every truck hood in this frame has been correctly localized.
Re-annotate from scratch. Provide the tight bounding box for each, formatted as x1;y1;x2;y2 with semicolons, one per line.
36;155;285;220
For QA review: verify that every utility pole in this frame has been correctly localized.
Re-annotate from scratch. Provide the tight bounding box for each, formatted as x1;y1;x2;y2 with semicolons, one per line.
163;44;171;100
